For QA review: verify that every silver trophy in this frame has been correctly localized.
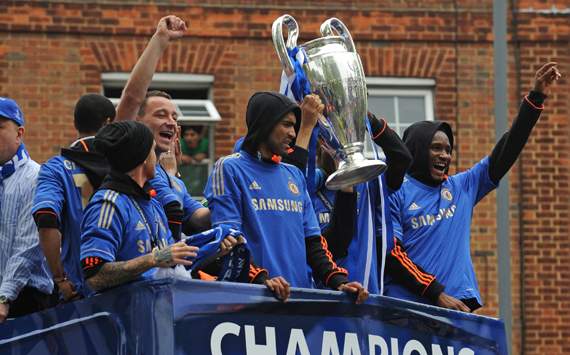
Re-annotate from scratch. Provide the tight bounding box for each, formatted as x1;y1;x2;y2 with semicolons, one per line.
272;15;386;190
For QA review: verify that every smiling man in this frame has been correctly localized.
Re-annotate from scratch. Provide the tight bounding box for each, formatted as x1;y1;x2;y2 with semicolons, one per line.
114;16;209;240
385;62;561;312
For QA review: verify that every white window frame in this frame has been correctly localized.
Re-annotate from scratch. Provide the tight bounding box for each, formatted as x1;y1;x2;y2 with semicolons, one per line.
102;73;221;198
364;77;435;159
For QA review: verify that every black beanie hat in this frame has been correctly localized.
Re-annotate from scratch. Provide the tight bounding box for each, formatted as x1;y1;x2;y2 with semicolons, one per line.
74;94;116;134
242;92;301;153
402;120;454;186
94;121;154;173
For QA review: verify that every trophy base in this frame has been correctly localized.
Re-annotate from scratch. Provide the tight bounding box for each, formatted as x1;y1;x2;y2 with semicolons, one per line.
325;159;387;190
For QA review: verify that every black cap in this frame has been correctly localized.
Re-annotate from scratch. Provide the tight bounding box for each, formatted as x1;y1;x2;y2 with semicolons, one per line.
94;121;154;173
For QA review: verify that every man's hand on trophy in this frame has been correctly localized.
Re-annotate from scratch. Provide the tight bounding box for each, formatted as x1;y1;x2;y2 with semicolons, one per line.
155;15;188;42
300;94;325;129
533;62;561;95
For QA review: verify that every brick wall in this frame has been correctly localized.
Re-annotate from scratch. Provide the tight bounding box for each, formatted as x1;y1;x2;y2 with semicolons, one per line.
1;1;568;353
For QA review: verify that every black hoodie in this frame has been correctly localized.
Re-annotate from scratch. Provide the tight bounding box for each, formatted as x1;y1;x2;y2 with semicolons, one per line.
242;92;301;156
403;121;454;187
386;91;546;311
239;91;349;289
61;137;109;190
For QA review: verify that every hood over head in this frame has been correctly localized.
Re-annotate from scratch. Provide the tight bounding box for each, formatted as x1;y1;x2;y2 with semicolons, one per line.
242;92;301;154
403;120;454;186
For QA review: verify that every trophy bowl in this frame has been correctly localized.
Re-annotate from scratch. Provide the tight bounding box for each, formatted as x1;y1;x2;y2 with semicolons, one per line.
272;15;386;190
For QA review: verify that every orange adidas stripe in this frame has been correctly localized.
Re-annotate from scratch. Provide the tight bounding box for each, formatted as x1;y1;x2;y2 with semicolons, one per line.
392;246;433;285
79;139;89;152
392;245;433;286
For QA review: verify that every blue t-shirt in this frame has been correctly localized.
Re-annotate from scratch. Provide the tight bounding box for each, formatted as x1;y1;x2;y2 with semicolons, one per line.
385;157;497;305
150;164;203;222
204;151;321;288
80;189;173;281
32;156;92;296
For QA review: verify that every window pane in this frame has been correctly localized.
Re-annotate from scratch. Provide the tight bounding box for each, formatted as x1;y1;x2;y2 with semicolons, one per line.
368;96;395;125
398;96;425;124
179;104;210;117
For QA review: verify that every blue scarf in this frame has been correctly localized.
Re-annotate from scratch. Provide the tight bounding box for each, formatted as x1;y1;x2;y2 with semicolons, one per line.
0;144;29;184
184;226;251;283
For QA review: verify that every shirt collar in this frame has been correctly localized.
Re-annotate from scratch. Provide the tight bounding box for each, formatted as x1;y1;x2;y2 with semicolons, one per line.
0;144;29;183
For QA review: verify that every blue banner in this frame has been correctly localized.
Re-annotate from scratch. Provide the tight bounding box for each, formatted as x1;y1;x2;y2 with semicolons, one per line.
0;279;507;355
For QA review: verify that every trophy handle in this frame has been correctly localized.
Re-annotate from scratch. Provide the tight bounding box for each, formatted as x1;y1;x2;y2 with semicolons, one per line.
272;14;299;77
320;18;356;53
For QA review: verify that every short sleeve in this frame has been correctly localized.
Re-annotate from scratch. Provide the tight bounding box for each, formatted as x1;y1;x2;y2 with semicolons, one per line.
388;189;405;242
80;192;125;262
149;166;179;208
204;157;243;230
455;156;498;205
32;159;65;219
181;188;204;222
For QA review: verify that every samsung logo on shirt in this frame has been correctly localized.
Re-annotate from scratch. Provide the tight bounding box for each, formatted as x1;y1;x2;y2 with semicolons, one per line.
410;205;457;229
251;198;303;213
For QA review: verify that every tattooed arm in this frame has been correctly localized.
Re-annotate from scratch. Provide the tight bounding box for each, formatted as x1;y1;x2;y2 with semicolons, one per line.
83;242;197;292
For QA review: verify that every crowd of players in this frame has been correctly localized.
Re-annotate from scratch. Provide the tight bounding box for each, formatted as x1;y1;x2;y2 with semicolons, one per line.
0;15;561;323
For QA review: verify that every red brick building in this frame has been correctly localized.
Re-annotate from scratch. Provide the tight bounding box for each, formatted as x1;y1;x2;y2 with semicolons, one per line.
0;1;568;353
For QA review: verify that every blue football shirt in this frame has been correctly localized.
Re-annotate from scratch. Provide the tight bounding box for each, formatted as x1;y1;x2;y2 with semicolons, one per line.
204;151;321;288
385;157;497;305
154;166;204;224
80;189;173;281
32;156;93;296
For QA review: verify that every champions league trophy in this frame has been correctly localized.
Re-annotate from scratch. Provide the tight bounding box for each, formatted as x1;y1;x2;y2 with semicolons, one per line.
272;15;386;190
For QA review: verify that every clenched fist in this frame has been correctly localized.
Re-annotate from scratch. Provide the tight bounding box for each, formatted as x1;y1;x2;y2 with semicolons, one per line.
155;15;187;42
300;94;325;130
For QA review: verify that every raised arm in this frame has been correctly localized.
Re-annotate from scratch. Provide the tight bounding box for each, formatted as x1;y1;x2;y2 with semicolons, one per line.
116;15;187;121
488;62;561;184
367;113;412;191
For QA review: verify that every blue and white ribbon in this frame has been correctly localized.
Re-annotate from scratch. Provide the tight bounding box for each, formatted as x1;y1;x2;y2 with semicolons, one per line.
279;47;319;196
364;119;389;295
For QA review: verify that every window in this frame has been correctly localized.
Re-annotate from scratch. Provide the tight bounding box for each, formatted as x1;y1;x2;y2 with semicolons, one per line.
364;77;435;158
102;73;221;198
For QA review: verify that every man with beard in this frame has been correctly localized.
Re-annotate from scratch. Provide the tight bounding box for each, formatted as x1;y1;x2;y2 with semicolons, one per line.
385;62;561;311
33;94;115;302
205;92;369;303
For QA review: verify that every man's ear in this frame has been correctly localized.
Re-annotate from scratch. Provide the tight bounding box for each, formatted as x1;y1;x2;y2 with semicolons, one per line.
16;126;25;142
